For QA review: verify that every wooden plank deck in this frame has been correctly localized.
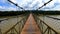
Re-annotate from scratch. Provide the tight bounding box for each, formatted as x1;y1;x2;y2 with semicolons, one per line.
21;14;41;34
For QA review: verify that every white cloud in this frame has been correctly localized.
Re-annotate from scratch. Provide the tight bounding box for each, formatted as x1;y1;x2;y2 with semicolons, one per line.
0;6;6;9
0;0;60;11
0;0;18;11
42;0;55;8
56;0;60;3
1;0;7;3
7;7;17;11
41;0;60;10
18;0;33;7
50;5;60;10
41;5;60;11
0;6;17;11
29;0;37;8
10;0;17;3
42;0;49;3
0;6;3;8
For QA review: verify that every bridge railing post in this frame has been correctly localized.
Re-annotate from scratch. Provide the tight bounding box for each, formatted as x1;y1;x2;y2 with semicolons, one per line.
0;21;2;34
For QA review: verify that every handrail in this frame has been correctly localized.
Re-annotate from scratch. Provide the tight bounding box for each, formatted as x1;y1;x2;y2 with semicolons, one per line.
33;14;58;34
4;20;21;34
0;18;10;34
0;18;9;22
0;17;17;23
46;16;60;20
0;14;26;22
3;15;29;34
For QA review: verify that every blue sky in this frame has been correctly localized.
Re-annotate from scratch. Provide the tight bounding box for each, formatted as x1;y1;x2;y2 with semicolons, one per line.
0;0;60;11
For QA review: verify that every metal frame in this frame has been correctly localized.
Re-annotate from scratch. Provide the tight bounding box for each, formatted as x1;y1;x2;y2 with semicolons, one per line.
3;14;29;34
0;18;10;34
33;14;58;34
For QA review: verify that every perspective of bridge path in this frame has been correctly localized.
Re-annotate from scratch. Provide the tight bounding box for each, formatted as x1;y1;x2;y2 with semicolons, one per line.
21;14;41;34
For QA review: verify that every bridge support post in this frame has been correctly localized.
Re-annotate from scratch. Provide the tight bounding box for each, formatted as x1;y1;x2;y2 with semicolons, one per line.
0;29;2;34
0;21;2;34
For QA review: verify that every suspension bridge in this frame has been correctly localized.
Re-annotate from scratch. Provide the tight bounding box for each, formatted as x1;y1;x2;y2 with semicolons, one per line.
0;0;60;34
0;11;60;34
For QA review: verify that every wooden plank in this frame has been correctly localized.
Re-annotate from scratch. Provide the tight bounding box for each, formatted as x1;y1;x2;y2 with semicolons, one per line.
21;14;41;34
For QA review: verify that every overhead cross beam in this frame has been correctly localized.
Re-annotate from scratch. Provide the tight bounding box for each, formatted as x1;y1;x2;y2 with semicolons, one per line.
7;0;25;10
37;0;52;10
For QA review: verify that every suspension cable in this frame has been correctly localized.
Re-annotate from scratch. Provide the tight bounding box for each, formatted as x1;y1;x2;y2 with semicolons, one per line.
7;0;52;11
7;0;25;10
36;0;52;10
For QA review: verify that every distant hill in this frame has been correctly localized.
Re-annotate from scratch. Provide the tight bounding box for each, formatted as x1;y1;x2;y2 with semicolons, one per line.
0;10;60;16
0;11;29;16
31;10;60;15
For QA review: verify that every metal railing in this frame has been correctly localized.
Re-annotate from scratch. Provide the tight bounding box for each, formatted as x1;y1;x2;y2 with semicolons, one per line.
4;17;27;34
0;17;14;34
0;14;29;34
4;15;28;34
46;16;60;20
33;14;59;34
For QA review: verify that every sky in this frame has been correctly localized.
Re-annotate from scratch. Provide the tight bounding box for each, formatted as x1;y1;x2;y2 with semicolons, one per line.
0;0;60;11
